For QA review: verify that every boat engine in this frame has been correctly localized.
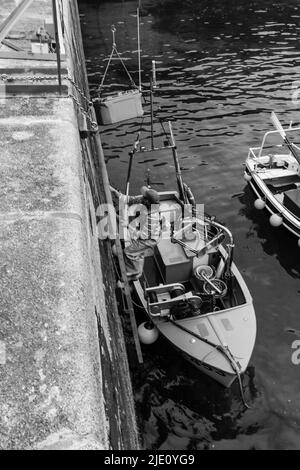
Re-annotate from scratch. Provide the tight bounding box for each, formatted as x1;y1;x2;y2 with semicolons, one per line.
170;299;202;320
170;286;186;298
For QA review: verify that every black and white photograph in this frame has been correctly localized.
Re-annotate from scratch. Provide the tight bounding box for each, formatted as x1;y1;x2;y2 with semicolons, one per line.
0;0;300;453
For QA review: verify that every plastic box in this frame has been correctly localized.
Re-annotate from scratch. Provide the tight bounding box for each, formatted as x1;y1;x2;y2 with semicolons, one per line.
155;240;193;284
95;90;144;125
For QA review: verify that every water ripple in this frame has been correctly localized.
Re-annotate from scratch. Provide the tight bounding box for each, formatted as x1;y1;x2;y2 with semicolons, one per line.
79;0;300;451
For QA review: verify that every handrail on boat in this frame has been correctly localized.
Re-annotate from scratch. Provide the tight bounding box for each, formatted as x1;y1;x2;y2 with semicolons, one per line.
248;147;260;159
208;218;234;275
171;217;234;272
207;218;234;247
254;127;300;158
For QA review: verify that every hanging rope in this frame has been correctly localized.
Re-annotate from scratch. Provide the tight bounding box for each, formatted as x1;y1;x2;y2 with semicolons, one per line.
97;25;137;95
169;318;251;409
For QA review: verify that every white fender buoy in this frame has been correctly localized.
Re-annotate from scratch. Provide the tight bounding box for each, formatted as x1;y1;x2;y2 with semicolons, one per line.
254;198;266;210
298;239;300;248
270;214;283;227
244;171;252;182
138;322;159;345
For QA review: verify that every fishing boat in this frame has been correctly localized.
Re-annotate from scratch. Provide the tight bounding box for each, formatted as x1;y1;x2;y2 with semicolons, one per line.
244;112;300;242
121;81;256;397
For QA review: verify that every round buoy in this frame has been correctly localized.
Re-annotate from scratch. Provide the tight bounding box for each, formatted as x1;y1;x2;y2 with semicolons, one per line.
244;171;252;182
138;322;159;345
270;214;283;227
254;198;266;210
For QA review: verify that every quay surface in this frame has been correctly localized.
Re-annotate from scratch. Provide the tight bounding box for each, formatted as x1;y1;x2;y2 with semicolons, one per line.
0;0;139;450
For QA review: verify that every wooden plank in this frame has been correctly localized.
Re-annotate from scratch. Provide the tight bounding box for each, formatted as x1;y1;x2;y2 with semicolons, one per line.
114;237;144;365
0;51;66;61
2;39;25;52
91;113;143;364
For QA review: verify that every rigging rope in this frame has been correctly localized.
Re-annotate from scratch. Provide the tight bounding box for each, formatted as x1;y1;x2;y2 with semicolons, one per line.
169;318;251;409
97;25;137;94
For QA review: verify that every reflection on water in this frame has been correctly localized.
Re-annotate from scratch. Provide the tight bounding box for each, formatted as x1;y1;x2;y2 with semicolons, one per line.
79;0;300;450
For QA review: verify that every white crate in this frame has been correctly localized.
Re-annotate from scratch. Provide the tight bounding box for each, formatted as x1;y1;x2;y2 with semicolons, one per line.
98;90;143;125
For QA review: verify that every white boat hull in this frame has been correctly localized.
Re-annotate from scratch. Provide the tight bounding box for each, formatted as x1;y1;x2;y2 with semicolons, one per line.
245;134;300;238
246;169;300;237
133;258;256;388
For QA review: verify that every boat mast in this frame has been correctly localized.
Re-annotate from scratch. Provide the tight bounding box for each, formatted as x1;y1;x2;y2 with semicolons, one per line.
137;7;142;92
150;77;155;150
125;132;140;195
168;122;188;203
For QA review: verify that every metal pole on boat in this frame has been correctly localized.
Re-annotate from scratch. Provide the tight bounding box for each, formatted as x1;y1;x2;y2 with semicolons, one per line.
168;121;188;203
271;112;300;165
137;7;142;92
126;155;134;198
152;60;157;89
150;78;155;150
125;132;140;195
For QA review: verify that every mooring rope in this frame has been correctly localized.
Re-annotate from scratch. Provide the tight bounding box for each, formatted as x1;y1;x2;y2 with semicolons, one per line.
169;318;250;409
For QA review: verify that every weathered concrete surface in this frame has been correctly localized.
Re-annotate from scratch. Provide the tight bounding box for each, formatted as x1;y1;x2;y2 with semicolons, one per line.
0;0;140;451
0;98;108;450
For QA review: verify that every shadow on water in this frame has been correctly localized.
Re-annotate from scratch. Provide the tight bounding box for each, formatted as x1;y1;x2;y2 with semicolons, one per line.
79;0;300;450
239;185;300;279
121;307;260;450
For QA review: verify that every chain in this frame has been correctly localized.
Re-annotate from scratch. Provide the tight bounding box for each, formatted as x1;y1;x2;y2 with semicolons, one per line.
0;73;98;131
66;75;93;108
1;73;92;104
68;92;98;131
0;73;68;82
66;75;99;131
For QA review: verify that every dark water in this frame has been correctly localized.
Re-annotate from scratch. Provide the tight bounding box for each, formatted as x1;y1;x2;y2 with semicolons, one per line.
79;0;300;450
